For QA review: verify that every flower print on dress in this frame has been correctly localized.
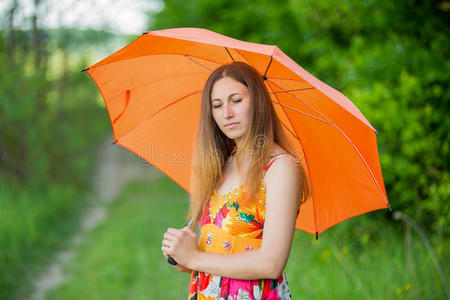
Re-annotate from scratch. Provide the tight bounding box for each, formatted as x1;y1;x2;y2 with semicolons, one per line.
228;200;240;212
201;274;222;299
253;284;262;300
223;240;232;251
243;245;254;252
236;288;252;300
221;181;266;239
236;212;264;238
220;277;254;299
206;232;214;245
277;272;292;299
214;205;230;228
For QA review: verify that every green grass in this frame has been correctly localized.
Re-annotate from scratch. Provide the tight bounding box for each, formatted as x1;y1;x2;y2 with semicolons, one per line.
46;176;448;300
47;176;192;300
287;220;448;299
0;177;91;300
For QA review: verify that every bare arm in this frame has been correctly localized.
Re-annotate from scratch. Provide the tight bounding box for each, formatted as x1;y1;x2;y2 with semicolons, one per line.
171;262;193;273
164;254;193;273
187;248;272;279
178;266;192;274
186;155;302;280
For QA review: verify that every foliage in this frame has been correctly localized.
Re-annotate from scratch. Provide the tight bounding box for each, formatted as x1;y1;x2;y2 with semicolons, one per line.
149;0;450;238
0;26;113;299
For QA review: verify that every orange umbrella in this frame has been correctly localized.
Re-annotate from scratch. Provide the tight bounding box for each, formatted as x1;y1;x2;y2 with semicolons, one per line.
81;27;390;239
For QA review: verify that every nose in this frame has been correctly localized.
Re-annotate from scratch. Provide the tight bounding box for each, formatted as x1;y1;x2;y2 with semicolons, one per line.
223;103;234;119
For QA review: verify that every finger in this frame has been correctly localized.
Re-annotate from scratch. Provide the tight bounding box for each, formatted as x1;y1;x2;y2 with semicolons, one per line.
162;239;173;248
165;234;178;243
161;244;172;255
161;243;170;253
163;233;175;240
167;228;181;235
165;234;178;242
162;247;170;257
161;248;168;259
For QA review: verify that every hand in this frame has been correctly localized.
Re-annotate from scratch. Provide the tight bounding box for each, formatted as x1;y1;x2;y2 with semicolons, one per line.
161;249;192;273
161;226;199;267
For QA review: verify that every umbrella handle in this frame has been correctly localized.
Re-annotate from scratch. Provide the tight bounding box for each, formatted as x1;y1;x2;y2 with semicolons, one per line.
167;255;178;265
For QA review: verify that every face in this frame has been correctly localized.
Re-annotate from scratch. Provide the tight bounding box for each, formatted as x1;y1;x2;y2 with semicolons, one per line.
210;76;251;143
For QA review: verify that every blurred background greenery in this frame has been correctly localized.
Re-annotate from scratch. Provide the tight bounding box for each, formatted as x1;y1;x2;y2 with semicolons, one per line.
0;0;448;299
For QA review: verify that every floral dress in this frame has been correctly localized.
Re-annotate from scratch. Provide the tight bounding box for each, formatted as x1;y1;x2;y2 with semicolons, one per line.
188;154;294;300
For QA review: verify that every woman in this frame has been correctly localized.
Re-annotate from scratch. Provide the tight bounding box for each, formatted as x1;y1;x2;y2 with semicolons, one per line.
161;61;309;299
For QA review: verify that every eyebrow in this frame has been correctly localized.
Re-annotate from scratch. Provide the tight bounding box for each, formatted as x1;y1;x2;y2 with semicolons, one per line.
211;92;242;102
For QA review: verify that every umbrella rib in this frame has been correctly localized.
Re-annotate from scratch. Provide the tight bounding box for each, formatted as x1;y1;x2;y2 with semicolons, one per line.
234;49;263;75
262;55;273;80
113;89;131;124
269;87;316;94
86;53;223;73
270;101;329;124
268;79;390;208
109;71;207;100
232;50;308;134
265;80;319;238
224;47;235;62
185;55;214;72
231;50;327;125
277;118;300;141
269;76;310;83
268;78;334;127
332;125;390;207
113;90;202;143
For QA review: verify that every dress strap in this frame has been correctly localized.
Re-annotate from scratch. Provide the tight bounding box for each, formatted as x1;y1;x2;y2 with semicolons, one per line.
264;153;291;172
231;145;237;155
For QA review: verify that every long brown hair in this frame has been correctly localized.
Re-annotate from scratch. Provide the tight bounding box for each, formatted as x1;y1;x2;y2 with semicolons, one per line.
185;61;309;231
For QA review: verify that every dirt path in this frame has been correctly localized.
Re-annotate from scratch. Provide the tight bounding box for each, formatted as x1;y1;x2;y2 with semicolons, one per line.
29;134;163;300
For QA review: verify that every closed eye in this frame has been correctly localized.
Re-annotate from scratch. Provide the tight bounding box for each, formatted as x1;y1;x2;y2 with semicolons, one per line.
212;99;241;109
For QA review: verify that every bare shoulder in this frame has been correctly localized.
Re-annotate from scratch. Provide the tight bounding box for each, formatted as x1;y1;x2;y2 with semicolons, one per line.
267;143;301;174
264;149;300;191
268;143;288;157
263;147;302;218
264;152;301;185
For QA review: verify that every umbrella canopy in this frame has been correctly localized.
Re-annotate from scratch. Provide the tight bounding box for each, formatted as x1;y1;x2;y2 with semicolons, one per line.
82;27;390;238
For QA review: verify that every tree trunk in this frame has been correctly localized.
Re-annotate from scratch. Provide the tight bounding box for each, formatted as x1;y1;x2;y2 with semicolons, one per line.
5;0;18;69
32;0;42;69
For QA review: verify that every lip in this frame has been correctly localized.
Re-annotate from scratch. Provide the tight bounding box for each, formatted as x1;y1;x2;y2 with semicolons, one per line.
224;122;239;128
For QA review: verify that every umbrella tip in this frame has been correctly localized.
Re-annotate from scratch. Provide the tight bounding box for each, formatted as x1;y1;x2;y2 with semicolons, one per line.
142;31;148;35
315;232;319;240
80;67;89;72
387;203;392;212
111;140;117;146
375;130;379;136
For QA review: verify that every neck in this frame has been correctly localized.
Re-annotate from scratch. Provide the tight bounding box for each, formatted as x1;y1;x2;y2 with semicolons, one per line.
234;136;243;153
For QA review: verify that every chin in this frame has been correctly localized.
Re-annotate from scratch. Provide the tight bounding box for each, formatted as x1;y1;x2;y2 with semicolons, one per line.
221;126;245;140
225;132;244;140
